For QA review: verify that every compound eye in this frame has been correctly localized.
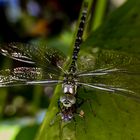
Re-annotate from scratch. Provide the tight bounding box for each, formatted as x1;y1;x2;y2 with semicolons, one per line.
60;96;66;103
67;95;76;104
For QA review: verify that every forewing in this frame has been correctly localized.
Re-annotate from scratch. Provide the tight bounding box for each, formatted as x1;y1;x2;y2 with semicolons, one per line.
0;67;61;87
77;49;140;100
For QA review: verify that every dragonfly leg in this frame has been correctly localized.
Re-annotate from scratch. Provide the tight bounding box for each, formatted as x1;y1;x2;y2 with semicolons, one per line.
77;86;97;117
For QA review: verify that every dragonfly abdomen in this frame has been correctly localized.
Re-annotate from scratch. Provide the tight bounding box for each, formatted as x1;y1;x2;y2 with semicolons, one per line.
69;4;88;73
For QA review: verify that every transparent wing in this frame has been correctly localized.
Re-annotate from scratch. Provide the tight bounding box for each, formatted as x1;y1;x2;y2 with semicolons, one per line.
77;49;140;101
0;42;66;74
0;67;62;87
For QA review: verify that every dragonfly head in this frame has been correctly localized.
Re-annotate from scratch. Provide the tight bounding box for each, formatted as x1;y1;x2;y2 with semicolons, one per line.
60;94;76;108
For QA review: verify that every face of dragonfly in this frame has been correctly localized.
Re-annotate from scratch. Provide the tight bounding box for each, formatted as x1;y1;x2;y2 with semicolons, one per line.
59;94;76;121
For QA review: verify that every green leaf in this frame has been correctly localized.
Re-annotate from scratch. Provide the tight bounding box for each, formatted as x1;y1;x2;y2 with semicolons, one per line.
82;0;140;54
36;0;140;140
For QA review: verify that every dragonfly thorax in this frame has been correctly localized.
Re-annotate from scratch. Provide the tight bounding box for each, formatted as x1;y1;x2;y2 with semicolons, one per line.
63;83;77;95
63;73;78;95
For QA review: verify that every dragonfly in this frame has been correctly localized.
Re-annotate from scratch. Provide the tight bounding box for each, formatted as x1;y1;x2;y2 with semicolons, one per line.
0;3;140;122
